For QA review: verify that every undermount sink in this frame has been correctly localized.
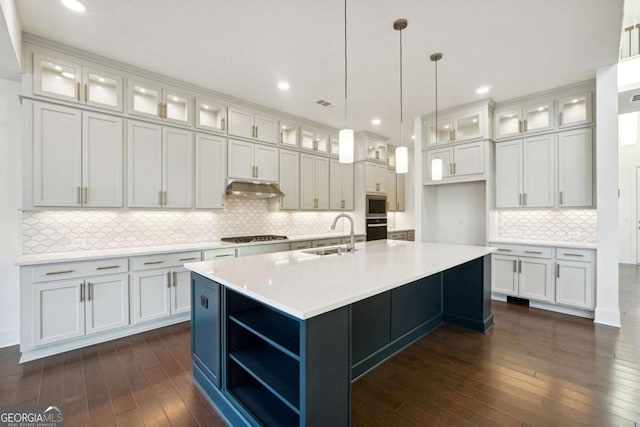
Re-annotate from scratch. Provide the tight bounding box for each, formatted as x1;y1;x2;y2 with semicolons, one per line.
302;246;357;256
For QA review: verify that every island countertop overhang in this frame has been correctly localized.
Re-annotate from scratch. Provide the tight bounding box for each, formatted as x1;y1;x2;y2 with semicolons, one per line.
185;240;496;320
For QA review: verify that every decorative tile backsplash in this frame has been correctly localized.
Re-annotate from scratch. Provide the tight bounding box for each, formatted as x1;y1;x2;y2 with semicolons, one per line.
498;210;597;242
23;198;344;254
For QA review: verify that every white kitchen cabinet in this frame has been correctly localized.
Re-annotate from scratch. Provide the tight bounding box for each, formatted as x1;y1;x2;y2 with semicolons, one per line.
365;162;387;194
128;79;192;125
228;140;279;182
85;273;129;335
132;268;172;323
558;92;592;129
518;258;554;303
195;134;226;209
301;127;329;153
386;170;397;212
330;133;340;157
128;121;193;208
495;98;554;140
424;149;453;183
32;280;85;347
195;98;227;133
425;109;483;147
556;260;594;309
396;173;405;211
33;53;124;111
300;154;329;210
280;122;300;147
558;128;593;207
279;150;300;210
495;135;554;209
452;141;484;176
491;255;518;296
33;103;123;208
228;107;278;144
170;267;191;315
329;160;354;210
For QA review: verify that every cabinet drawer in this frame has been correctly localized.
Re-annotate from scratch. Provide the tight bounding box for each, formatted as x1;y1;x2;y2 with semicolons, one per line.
388;231;408;240
203;248;236;260
407;231;415;241
291;241;313;250
555;248;593;262
33;258;129;283
133;251;202;271
312;238;342;248
491;244;552;259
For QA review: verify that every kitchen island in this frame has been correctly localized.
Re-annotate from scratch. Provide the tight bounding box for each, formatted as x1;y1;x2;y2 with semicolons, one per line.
185;240;495;427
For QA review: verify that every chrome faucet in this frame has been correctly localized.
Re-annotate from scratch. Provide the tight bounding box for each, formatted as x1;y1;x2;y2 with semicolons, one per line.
331;213;355;252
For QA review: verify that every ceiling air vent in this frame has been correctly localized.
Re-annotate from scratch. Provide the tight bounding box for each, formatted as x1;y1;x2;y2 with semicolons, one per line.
315;99;335;108
632;94;640;102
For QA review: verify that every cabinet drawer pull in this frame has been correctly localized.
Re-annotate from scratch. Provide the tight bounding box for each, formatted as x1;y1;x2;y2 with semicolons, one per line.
525;251;542;254
96;265;120;270
563;253;584;257
215;254;234;258
496;248;512;252
179;257;199;262
46;270;74;276
144;261;164;265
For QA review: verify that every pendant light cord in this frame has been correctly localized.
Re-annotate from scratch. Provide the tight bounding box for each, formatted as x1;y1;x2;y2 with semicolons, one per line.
344;0;348;128
399;27;403;147
434;57;438;151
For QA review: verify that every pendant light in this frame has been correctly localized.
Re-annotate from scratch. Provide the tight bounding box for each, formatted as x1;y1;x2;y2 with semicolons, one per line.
430;52;443;181
394;19;409;174
339;0;354;164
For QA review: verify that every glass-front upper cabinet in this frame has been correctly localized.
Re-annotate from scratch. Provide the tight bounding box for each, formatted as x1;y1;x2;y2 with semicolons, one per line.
128;80;192;124
558;92;592;128
366;141;387;162
301;127;328;153
280;122;299;146
522;99;554;134
494;108;523;139
163;89;192;124
453;112;482;142
195;98;226;133
425;120;453;146
33;53;124;111
330;134;339;157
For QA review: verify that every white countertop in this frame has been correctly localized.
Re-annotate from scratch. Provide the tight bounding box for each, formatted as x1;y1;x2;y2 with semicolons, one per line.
185;240;495;320
15;232;364;266
489;239;597;250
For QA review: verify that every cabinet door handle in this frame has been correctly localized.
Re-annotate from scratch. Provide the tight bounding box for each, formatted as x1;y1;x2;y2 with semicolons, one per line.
341;200;345;209
255;126;259;138
158;103;163;118
144;260;164;265
76;82;81;101
172;271;177;287
87;282;93;301
46;270;74;276
559;191;563;205
256;166;259;177
158;191;163;206
80;283;84;302
518;260;522;273
84;84;88;103
563;253;584;257
83;187;88;204
179;257;200;262
523;193;526;206
519;193;522;206
556;263;560;278
525;250;542;254
397;202;400;210
77;186;82;205
513;260;517;273
449;163;453;175
167;271;172;288
518;120;523;133
221;118;226;131
280;132;284;143
558;112;563;126
452;129;456;141
453;162;456;175
523;119;528;132
163;191;168;206
96;265;120;270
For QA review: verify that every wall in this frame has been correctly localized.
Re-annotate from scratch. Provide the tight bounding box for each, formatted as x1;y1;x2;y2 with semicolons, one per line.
23;199;346;254
618;111;640;263
0;78;21;347
0;0;21;79
498;210;597;242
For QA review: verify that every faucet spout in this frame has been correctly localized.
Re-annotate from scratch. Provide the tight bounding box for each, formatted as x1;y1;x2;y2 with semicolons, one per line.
331;213;356;252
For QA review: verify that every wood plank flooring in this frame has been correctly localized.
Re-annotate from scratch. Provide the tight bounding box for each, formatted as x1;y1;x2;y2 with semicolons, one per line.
2;264;640;426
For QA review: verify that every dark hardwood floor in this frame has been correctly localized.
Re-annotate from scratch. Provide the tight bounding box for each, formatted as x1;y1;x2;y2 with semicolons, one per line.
2;265;640;426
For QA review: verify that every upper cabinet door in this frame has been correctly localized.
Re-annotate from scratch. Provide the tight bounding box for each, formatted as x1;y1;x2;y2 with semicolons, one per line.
453;112;482;142
366;141;387;162
386;170;397;211
522;135;555;208
425;149;454;182
254;145;278;182
163;89;193;125
127;120;163;208
227;139;255;180
494;108;523;139
195;134;226;209
279;150;300;210
300;154;315;209
330;134;340;157
314;157;330;210
376;164;388;194
279;122;299;147
395;173;405;211
33;103;82;207
162;127;194;208
128;80;162;119
452;141;484;176
254;114;279;144
329;160;342;210
33;53;82;103
495;141;523;208
228;107;254;139
301;128;315;151
195;99;227;133
82;67;124;112
558;128;593;207
342;162;354;210
522;99;554;134
558;92;593;129
82;112;124;208
426;120;453;146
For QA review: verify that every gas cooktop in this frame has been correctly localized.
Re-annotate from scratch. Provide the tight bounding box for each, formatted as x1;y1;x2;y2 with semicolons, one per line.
221;235;289;244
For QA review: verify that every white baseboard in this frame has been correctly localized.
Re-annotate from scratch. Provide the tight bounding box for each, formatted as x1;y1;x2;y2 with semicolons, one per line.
491;293;594;319
594;308;621;328
0;326;19;349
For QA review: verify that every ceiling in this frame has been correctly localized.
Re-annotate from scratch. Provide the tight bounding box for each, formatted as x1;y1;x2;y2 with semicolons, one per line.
16;0;624;141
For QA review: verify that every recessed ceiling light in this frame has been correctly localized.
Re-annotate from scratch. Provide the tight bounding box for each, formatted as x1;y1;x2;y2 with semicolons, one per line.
60;0;86;12
61;71;75;79
54;65;62;72
278;81;290;90
371;118;381;125
476;85;491;95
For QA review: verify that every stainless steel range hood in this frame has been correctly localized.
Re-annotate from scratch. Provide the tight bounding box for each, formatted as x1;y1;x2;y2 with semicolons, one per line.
225;181;285;198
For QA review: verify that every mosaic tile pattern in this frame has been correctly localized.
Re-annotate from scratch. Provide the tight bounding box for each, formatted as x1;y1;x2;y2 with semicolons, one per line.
23;198;344;254
498;210;597;242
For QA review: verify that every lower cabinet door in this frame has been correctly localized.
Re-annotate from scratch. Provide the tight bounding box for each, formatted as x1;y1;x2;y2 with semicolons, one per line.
133;268;171;323
171;267;192;315
519;258;554;302
33;280;85;346
491;255;518;296
556;261;594;309
85;273;130;335
192;274;221;388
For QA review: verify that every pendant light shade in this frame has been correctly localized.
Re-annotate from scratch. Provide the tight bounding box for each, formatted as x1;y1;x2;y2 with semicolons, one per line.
430;52;443;181
395;146;408;173
339;128;354;163
338;0;354;164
